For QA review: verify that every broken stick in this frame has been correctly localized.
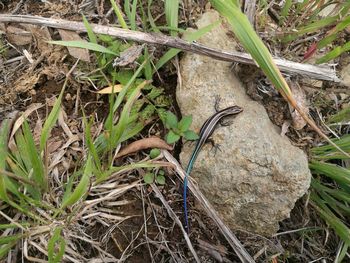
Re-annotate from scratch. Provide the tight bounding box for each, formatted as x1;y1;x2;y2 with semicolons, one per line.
0;14;341;83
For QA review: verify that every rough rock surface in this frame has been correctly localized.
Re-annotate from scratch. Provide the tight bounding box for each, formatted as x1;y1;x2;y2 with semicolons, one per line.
177;10;311;236
341;63;350;86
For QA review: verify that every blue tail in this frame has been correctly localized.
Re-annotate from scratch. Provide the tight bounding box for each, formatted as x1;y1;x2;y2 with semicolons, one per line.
183;149;199;232
183;173;189;232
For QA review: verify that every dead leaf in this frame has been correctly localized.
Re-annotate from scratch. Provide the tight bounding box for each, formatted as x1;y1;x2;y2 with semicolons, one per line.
8;103;43;151
281;120;291;137
288;80;309;130
47;137;63;154
23;49;34;64
113;44;145;68
33;118;43;144
0;24;5;33
6;25;32;46
49;135;80;169
97;84;123;94
57;29;90;62
58;108;74;138
14;73;41;93
27;25;53;54
116;137;173;158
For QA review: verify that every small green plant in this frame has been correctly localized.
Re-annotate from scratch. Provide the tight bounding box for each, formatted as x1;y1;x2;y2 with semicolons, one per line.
144;169;166;185
164;111;199;144
0;38;8;56
149;148;161;159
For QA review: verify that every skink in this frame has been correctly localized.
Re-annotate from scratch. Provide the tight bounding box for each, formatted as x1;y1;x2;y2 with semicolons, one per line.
184;105;243;231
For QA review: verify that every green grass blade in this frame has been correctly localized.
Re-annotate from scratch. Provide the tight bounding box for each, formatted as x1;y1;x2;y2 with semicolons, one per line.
97;160;163;183
124;0;137;30
311;193;350;245
311;135;350;160
0;234;23;245
10;130;40;199
312;179;350;203
110;0;128;29
317;15;350;49
119;122;144;142
316;41;350;64
61;169;82;206
143;48;152;80
279;0;293;24
155;49;179;71
83;115;102;178
147;0;160;32
124;0;131;20
0;240;18;259
283;13;344;42
130;0;138;31
6;156;37;198
8;150;27;178
40;85;65;151
48;227;66;263
82;14;97;44
0;223;29;230
155;20;220;71
22;121;46;193
0;120;9;201
13;131;31;171
110;80;150;149
112;59;148;113
61;158;92;209
165;0;179;36
310;162;350;186
328;108;350;123
284;16;338;42
49;40;117;55
211;0;291;96
318;190;350;218
336;242;349;263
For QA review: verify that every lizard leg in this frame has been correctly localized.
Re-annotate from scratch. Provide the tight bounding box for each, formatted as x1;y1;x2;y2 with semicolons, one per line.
207;138;222;156
214;95;221;112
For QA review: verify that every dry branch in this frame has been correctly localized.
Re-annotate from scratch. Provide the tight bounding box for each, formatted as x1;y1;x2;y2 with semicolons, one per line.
244;0;257;25
0;14;341;83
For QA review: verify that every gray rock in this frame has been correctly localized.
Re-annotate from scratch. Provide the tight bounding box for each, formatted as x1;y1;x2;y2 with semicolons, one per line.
177;10;311;236
341;63;350;87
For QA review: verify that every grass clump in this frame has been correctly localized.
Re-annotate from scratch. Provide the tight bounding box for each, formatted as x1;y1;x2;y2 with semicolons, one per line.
273;1;350;63
310;109;350;262
0;69;166;260
0;2;216;259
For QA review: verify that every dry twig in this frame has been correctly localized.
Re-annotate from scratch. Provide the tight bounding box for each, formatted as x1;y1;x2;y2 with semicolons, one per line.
244;0;257;25
0;14;341;83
